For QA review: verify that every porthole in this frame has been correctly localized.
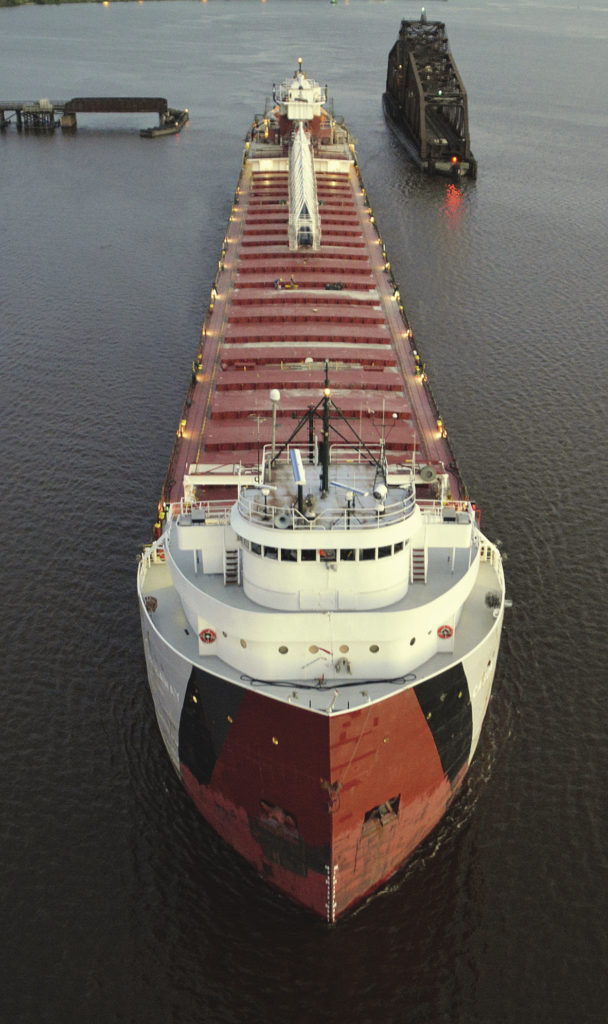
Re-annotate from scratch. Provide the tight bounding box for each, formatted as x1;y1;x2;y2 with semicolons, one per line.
309;645;319;653
240;639;247;648
279;645;288;654
339;644;349;653
409;637;416;646
369;644;379;653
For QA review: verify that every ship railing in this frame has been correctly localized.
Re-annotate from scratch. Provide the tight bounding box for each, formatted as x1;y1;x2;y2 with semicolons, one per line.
327;444;414;468
263;442;415;471
169;498;233;525
417;498;474;521
479;537;505;577
237;492;416;531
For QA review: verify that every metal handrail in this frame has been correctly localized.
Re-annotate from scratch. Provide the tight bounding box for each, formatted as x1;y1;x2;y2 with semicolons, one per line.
262;441;415;469
236;491;416;531
170;498;233;523
168;494;474;531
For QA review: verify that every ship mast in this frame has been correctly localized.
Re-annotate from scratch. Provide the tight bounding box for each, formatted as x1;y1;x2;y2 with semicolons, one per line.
321;360;331;497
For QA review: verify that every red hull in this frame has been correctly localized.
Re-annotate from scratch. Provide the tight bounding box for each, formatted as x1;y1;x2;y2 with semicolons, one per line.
180;683;463;921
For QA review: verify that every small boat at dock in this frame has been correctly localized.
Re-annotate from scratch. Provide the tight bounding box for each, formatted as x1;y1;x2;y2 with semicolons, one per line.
140;107;188;138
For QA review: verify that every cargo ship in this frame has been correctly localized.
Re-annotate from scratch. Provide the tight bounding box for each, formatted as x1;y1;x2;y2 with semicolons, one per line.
137;62;504;922
383;12;477;178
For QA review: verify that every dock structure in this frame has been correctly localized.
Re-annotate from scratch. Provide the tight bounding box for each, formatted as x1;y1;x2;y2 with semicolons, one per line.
0;97;186;134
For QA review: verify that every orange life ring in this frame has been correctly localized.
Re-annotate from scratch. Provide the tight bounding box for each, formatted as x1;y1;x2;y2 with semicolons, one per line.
199;628;217;644
437;625;453;639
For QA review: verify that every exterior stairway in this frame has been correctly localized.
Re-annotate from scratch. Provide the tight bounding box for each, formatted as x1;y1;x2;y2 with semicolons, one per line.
411;546;427;583
224;549;240;585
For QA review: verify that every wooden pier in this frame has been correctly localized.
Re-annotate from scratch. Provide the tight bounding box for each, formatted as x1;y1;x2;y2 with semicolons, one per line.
0;97;188;135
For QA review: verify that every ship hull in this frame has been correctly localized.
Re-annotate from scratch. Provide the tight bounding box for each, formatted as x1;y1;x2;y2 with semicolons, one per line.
139;594;502;921
137;65;504;920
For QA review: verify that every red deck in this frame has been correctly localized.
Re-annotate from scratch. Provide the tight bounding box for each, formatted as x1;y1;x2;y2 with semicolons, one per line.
161;160;459;507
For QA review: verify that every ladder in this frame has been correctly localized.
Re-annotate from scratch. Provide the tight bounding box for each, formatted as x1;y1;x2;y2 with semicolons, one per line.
411;547;427;583
224;549;240;585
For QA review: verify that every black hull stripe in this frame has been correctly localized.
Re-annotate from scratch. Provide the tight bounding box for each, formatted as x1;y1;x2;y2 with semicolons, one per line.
178;666;245;785
414;662;472;784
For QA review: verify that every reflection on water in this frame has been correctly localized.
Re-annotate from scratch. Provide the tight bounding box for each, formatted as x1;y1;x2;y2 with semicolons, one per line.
441;182;466;228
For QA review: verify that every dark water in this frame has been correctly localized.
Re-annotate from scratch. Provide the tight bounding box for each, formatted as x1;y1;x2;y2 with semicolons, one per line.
1;2;606;1021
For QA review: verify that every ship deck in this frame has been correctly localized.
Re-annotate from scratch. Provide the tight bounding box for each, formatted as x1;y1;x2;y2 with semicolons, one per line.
140;553;501;714
160;141;459;509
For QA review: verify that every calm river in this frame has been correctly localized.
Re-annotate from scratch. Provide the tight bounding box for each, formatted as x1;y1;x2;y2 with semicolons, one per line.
1;2;606;1021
